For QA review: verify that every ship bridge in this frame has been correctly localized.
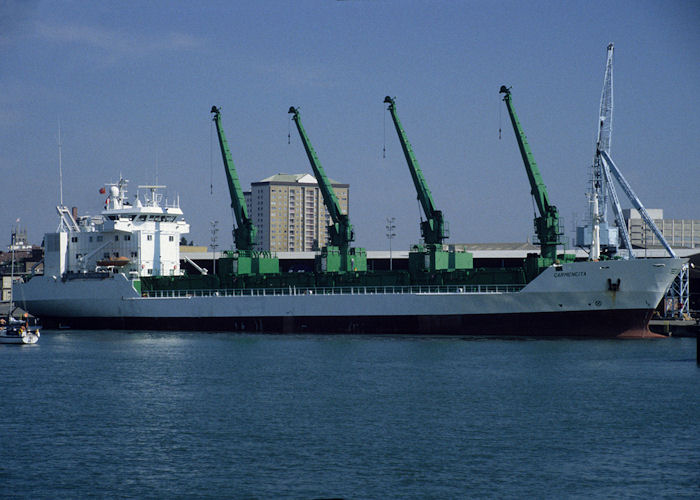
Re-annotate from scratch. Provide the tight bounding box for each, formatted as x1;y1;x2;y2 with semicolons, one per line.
44;177;189;279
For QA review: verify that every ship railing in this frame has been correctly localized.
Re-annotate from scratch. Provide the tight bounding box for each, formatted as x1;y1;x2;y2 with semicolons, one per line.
140;283;525;299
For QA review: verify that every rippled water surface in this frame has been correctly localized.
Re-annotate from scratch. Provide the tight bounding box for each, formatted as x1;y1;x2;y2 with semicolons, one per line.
2;331;698;498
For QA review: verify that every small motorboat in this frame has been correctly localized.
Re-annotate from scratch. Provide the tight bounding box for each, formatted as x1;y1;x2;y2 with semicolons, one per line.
0;315;40;344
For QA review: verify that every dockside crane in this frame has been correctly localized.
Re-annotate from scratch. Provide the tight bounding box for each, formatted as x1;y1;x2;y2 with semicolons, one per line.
211;106;278;275
288;106;366;273
383;96;471;273
499;86;567;272
588;43;687;317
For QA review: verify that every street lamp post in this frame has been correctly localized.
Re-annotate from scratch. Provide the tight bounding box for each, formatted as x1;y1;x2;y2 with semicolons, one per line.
385;217;396;271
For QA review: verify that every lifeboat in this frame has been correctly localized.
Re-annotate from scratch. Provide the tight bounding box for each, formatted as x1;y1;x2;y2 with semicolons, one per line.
96;256;131;267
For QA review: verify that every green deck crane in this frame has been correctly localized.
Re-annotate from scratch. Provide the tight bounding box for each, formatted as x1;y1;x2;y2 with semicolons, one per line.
211;106;277;275
499;87;568;275
288;106;366;273
384;96;472;273
211;106;256;252
384;96;447;246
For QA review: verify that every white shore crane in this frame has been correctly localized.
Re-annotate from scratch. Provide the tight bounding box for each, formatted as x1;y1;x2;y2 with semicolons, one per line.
588;43;689;318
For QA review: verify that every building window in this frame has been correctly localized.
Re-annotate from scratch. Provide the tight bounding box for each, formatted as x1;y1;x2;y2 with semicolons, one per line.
71;237;78;242
97;236;103;242
114;235;119;241
104;253;110;258
147;235;153;241
125;235;131;241
147;269;153;275
169;236;174;242
131;251;138;257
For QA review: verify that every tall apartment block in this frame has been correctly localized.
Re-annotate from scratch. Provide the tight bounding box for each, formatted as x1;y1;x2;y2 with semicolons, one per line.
244;173;349;252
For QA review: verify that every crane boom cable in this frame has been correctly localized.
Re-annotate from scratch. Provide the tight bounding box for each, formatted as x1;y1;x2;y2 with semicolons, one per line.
382;105;386;159
210;118;214;195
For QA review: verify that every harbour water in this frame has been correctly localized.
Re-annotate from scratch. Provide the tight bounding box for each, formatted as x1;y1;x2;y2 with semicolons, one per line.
2;331;698;498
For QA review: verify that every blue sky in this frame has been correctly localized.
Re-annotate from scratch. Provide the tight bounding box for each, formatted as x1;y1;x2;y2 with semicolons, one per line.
1;0;698;251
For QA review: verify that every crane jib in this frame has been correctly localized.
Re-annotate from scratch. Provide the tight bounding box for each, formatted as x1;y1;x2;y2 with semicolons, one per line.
211;106;257;252
288;107;354;248
383;96;447;246
499;87;562;263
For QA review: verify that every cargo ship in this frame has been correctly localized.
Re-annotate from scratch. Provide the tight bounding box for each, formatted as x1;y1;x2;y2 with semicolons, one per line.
13;177;683;337
14;99;685;337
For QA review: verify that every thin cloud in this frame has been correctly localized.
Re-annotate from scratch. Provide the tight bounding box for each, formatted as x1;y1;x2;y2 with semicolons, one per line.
0;0;39;47
259;61;338;89
34;21;204;58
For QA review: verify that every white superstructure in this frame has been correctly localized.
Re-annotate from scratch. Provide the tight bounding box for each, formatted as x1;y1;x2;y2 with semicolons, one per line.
45;178;189;279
